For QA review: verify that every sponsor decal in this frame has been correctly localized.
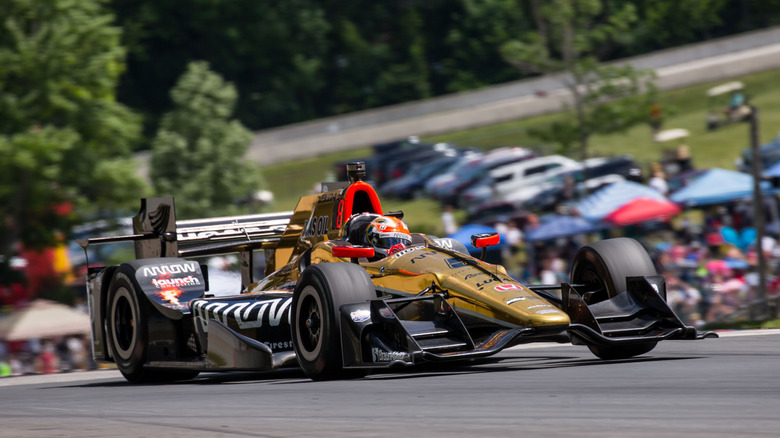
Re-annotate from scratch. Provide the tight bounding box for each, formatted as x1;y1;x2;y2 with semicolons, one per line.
192;297;292;333
432;238;454;249
464;273;480;281
318;192;341;203
138;262;203;307
157;288;184;306
505;297;526;305
141;262;198;277
379;307;395;319
265;340;293;350
527;304;553;309
350;309;371;323
409;251;437;264
302;215;329;238
371;348;409;363
535;309;560;315
476;278;499;289
152;275;200;289
391;247;418;259
179;226;285;241
494;284;523;292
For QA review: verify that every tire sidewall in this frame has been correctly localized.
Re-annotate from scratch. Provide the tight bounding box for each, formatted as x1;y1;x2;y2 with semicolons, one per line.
291;263;375;380
570;237;656;302
293;281;330;365
107;268;148;379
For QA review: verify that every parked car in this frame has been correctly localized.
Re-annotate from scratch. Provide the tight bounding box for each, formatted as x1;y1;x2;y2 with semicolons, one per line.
459;154;582;210
427;147;536;205
465;200;531;226
334;136;459;184
380;155;464;199
469;155;641;214
379;145;460;185
424;153;485;199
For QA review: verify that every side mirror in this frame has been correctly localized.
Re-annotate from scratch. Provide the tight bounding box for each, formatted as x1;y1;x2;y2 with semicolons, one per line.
471;232;500;261
332;245;375;263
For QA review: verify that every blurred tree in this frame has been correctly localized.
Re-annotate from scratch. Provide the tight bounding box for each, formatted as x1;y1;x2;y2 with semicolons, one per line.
112;0;332;132
150;61;266;219
0;0;147;259
440;0;532;93
500;0;657;159
631;0;728;53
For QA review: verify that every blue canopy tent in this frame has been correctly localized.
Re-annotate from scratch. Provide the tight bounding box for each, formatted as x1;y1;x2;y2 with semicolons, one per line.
526;215;602;242
575;181;667;221
670;168;771;207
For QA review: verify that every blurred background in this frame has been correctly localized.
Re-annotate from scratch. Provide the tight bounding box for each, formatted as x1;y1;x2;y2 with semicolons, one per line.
3;0;780;375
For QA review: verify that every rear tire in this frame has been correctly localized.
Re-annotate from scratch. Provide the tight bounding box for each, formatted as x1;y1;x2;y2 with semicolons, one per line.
292;263;376;380
569;238;659;360
107;266;199;383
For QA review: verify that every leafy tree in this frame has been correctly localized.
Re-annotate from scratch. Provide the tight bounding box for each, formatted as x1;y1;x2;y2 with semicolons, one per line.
112;0;332;131
440;0;532;93
500;0;657;159
150;61;265;219
0;0;147;258
633;0;728;52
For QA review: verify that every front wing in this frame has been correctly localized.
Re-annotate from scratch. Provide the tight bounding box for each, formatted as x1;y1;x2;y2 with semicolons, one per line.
337;275;716;369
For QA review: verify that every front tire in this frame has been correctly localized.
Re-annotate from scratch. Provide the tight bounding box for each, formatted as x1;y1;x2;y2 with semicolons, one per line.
570;238;656;304
569;238;659;360
107;266;198;383
292;263;376;380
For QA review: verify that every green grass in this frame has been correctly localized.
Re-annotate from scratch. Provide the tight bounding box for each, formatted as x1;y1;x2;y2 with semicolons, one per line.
261;69;780;234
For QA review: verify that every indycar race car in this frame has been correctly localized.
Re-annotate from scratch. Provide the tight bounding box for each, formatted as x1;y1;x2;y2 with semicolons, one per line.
78;162;716;382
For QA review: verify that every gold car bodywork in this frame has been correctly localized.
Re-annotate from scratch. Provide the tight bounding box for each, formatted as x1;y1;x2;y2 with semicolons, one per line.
250;180;570;331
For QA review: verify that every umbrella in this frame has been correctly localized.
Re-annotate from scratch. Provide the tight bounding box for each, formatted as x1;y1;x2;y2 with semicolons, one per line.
0;299;90;342
526;215;601;242
603;197;681;226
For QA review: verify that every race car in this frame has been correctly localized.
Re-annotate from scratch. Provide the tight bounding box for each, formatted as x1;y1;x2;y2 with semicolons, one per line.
78;161;716;382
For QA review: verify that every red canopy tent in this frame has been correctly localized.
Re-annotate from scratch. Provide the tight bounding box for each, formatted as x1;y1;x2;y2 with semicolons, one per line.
603;197;681;226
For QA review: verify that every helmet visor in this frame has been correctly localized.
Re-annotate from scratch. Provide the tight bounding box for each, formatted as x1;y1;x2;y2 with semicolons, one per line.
369;232;411;249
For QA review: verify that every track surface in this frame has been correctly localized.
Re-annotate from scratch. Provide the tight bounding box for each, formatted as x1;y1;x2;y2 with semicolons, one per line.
1;330;778;437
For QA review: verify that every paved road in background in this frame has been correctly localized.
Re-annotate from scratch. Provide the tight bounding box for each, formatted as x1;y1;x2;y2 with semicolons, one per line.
240;27;780;168
2;330;778;437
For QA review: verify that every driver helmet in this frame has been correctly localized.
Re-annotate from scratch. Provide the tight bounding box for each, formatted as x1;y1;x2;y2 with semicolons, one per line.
343;213;412;258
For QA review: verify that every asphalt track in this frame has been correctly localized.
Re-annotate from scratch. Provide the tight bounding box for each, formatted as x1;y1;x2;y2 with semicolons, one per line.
0;330;778;437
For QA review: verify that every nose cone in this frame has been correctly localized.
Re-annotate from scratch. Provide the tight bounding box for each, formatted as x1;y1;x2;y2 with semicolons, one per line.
502;293;570;327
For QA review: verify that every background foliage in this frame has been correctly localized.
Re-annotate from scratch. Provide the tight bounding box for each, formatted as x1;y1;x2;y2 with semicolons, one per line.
150;61;265;219
3;0;780;258
0;0;147;257
110;0;780;137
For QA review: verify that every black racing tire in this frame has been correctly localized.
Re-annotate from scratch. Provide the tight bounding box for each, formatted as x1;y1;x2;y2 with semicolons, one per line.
570;238;656;304
107;266;199;383
569;238;658;360
292;263;376;380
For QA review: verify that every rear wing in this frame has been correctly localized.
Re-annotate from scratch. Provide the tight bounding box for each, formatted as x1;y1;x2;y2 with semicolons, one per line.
77;197;292;287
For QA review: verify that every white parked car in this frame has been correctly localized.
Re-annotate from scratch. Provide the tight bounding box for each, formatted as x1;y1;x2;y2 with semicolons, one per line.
459;154;582;209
